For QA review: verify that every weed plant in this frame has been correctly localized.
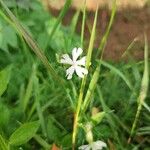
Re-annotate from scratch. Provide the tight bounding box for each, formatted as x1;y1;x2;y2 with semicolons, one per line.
0;0;149;150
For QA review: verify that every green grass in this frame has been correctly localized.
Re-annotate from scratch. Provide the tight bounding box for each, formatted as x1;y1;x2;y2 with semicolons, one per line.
0;0;149;150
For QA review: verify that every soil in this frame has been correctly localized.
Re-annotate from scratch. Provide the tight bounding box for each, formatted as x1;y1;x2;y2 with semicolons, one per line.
50;7;150;61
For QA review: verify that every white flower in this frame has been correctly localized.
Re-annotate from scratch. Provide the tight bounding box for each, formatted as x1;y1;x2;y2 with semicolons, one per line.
78;140;107;150
60;47;88;79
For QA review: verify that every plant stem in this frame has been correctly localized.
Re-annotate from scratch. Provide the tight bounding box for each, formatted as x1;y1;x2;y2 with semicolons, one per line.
128;35;149;143
72;5;98;149
72;78;86;150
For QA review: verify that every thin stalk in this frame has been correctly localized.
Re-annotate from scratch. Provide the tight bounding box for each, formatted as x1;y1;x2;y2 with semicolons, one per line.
96;0;116;57
34;134;50;149
81;0;117;113
72;6;98;149
34;68;47;138
69;10;80;48
23;65;35;112
47;0;72;42
82;66;100;112
81;0;86;48
128;35;149;143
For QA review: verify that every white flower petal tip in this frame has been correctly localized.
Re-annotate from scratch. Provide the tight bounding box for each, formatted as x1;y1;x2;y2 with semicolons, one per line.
76;56;86;66
60;47;88;79
60;54;73;65
66;66;75;80
72;47;83;62
78;145;90;150
75;66;88;78
93;141;107;150
78;140;107;150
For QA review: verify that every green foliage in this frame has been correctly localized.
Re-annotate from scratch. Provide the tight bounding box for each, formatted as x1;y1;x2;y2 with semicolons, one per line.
0;20;17;52
9;121;40;146
0;0;149;149
0;103;10;128
0;66;11;96
0;134;8;150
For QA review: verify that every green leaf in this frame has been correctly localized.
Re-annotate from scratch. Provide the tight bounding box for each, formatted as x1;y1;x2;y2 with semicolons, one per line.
137;126;150;136
0;21;2;46
0;103;10;127
0;134;8;150
96;0;116;57
0;23;17;52
128;35;149;143
91;112;105;125
9;121;40;146
0;66;11;96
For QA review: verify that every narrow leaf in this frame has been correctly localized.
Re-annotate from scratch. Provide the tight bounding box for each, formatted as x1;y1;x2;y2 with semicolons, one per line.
0;134;8;150
96;0;116;57
0;66;11;96
22;65;35;112
82;66;100;112
128;35;149;143
100;60;132;90
9;121;40;146
48;0;72;42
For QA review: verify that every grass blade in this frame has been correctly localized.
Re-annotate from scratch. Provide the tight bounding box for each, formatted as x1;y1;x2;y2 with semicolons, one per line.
68;10;80;48
22;65;35;112
0;66;11;97
81;0;86;48
96;0;116;57
82;0;117;113
47;0;72;42
34;73;47;138
143;102;150;113
34;134;50;150
0;134;8;150
85;6;98;69
100;60;133;90
72;5;98;149
128;35;149;143
82;66;100;112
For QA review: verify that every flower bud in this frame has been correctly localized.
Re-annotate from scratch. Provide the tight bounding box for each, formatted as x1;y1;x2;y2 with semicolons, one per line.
85;122;93;144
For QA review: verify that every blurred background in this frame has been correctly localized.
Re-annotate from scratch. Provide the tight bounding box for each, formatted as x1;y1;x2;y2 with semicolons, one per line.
42;0;150;61
43;0;147;10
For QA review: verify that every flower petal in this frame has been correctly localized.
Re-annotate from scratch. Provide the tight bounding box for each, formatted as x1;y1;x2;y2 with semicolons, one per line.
66;66;75;79
76;56;86;66
75;66;88;78
92;141;107;150
60;54;73;65
78;144;90;150
72;47;83;62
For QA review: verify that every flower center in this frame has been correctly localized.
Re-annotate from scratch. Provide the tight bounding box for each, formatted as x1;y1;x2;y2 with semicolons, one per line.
73;62;77;67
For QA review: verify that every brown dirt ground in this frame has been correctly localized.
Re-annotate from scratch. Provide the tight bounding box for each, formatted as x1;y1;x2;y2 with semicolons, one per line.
50;7;150;61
